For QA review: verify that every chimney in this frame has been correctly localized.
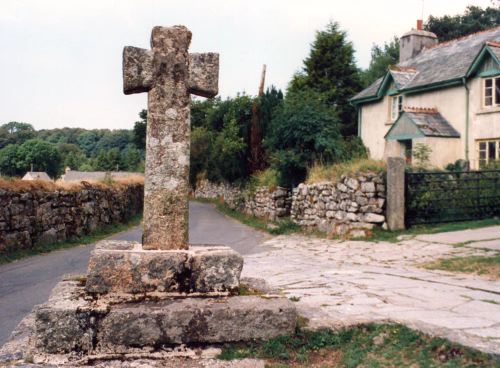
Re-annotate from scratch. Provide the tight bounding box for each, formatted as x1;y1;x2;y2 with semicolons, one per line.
399;20;438;63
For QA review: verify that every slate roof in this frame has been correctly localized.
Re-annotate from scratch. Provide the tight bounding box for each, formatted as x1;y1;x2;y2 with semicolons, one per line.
61;171;144;182
352;26;500;102
405;109;460;138
351;77;383;100
22;172;51;181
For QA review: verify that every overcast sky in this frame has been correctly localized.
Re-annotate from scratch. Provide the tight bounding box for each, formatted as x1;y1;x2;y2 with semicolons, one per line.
0;0;496;130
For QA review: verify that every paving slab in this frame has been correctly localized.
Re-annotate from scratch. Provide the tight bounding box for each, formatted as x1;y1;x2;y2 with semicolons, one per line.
242;229;500;355
416;226;500;244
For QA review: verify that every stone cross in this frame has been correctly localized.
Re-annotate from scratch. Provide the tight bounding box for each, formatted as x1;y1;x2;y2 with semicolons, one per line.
123;26;219;250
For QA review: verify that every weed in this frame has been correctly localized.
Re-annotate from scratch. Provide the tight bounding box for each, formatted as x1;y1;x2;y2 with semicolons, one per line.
423;254;500;279
219;324;498;367
306;159;386;184
289;296;301;302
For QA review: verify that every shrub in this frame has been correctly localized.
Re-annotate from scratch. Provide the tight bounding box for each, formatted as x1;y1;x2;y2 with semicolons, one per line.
306;158;386;184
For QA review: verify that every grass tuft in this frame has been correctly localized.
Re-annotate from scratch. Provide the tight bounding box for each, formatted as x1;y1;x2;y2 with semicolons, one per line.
423;254;500;280
218;323;498;367
306;159;386;184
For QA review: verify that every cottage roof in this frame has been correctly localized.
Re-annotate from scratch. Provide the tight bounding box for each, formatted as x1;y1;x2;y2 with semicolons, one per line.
385;108;460;140
352;27;500;103
61;171;144;182
22;172;51;181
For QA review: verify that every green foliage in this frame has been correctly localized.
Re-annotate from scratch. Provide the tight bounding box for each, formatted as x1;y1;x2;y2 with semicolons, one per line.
361;37;399;87
412;143;432;168
209;119;247;183
0;122;35;149
265;90;344;187
16;140;61;177
0;144;21;176
219;324;496;367
133;109;147;150
288;21;363;136
425;5;500;42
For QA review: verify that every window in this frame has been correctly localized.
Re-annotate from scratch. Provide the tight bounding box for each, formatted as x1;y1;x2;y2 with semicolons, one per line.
478;139;500;167
390;95;403;122
483;77;500;107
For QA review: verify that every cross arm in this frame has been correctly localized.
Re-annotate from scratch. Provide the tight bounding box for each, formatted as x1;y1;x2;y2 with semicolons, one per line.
123;46;154;95
188;53;219;98
123;48;219;98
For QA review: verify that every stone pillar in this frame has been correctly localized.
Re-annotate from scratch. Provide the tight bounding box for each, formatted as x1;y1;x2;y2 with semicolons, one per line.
386;157;405;230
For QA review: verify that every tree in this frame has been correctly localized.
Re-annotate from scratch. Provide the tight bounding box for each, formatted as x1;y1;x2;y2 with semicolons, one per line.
425;5;500;42
265;90;344;187
0;122;35;148
361;37;399;87
208;119;247;183
16;140;61;177
57;143;88;171
0;144;21;177
133;109;147;150
120;145;142;171
288;22;363;136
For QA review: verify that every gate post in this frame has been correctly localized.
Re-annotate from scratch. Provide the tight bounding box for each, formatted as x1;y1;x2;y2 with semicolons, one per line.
386;157;405;230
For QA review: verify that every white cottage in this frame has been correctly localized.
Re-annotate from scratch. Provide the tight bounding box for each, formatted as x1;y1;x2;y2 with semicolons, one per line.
351;22;500;169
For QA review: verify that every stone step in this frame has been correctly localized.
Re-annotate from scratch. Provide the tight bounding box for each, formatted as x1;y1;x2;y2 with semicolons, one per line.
85;241;243;295
34;280;297;354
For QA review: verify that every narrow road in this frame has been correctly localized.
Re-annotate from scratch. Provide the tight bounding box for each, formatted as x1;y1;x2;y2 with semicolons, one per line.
0;201;266;345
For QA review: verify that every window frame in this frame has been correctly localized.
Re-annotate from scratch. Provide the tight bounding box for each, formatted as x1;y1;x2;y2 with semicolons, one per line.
483;76;500;108
390;95;403;122
477;138;500;167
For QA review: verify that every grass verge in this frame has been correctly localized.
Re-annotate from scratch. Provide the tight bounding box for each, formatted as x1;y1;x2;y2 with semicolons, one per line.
0;214;142;265
194;198;301;236
369;218;500;243
218;323;498;367
423;254;500;280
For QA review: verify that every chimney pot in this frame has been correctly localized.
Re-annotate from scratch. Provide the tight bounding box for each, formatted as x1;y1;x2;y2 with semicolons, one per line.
417;20;423;30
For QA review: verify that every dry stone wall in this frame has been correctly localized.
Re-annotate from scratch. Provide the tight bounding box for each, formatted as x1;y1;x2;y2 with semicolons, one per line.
0;184;143;252
194;180;291;220
291;172;386;237
244;187;291;221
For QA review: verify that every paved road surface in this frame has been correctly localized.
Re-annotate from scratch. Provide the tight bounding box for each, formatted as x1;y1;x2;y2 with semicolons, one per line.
0;201;266;345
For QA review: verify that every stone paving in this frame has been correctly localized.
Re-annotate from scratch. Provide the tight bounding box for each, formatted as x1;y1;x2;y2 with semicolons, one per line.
242;226;500;355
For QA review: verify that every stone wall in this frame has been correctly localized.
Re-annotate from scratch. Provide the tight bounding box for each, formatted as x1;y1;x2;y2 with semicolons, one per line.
194;180;291;220
291;172;385;237
193;180;243;209
244;187;291;221
0;183;144;252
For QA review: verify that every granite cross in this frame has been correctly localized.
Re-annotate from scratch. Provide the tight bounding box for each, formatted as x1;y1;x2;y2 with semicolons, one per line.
123;25;219;250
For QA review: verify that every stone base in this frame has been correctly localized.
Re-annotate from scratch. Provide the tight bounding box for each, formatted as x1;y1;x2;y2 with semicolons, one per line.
85;240;243;295
35;279;296;355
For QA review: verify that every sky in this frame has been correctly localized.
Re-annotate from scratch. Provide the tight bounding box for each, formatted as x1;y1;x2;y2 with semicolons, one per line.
0;0;496;130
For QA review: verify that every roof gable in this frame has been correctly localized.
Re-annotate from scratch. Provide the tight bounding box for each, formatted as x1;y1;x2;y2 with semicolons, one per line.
385;109;460;140
466;43;500;78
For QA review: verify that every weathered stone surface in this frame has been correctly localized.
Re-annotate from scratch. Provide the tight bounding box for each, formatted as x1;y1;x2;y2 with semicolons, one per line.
86;241;189;294
123;26;219;250
34;280;296;354
386;157;405;230
99;296;296;348
190;246;243;293
189;53;219;98
34;281;95;354
85;241;243;295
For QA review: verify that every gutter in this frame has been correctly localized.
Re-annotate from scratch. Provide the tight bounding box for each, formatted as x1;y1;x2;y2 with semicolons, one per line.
462;77;470;164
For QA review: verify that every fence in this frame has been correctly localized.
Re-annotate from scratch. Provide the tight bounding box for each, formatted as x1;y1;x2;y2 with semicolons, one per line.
405;170;500;226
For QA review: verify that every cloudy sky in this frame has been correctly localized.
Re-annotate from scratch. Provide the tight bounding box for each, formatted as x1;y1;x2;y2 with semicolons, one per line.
0;0;496;130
